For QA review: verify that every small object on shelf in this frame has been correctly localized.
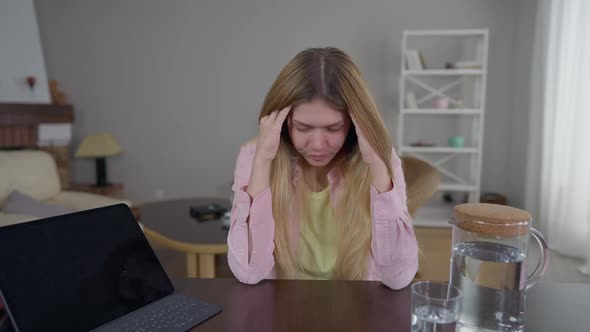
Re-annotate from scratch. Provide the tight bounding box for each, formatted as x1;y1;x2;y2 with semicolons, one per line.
445;61;482;70
434;97;449;109
189;203;227;222
405;50;424;70
410;141;436;147
448;136;465;148
49;80;69;105
405;91;418;109
450;99;464;108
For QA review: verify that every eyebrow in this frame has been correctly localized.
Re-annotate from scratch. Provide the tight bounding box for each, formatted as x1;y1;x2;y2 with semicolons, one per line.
293;120;344;128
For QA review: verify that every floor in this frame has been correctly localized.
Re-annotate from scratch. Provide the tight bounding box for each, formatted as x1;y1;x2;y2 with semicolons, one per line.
148;227;590;284
543;251;590;283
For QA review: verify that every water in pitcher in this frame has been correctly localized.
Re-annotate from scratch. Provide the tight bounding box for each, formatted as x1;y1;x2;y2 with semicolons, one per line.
450;241;527;331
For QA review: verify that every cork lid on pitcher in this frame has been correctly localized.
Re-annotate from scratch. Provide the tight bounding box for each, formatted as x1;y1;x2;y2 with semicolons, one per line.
452;203;531;237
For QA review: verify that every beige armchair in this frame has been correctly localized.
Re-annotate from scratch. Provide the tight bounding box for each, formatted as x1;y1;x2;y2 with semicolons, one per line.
0;150;131;227
401;155;441;218
401;156;448;281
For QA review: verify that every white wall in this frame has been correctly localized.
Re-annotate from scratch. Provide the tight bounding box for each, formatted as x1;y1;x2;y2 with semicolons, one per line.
35;0;531;204
0;0;50;103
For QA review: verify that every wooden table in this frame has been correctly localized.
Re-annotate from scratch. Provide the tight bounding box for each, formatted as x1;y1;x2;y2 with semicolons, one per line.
138;198;229;278
174;278;590;332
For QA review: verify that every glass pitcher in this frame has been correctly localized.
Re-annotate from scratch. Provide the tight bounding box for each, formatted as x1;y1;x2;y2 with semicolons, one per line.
448;203;549;332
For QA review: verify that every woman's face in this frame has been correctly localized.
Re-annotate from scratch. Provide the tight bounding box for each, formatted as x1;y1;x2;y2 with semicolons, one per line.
287;99;352;168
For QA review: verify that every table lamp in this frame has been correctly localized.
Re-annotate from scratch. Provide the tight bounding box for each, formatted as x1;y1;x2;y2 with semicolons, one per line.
75;133;122;187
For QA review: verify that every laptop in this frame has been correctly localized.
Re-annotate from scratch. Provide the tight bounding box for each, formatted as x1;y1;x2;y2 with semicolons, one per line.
0;204;221;332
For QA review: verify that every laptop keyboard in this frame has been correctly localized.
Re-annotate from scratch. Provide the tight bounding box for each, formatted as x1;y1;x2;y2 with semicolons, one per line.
94;293;221;332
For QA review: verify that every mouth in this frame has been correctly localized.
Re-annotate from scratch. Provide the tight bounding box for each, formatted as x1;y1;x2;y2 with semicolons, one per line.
308;154;329;162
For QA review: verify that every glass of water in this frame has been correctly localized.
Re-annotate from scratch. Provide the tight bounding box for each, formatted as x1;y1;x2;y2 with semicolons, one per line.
411;281;462;332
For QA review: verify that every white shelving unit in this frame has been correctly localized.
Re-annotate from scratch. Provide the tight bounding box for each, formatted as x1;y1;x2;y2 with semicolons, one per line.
405;69;483;76
397;29;489;227
401;109;482;115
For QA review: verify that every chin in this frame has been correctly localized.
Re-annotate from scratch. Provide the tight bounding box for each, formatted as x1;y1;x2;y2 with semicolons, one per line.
303;156;333;167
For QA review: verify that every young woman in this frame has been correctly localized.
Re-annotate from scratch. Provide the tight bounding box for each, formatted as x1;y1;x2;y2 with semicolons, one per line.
227;47;418;290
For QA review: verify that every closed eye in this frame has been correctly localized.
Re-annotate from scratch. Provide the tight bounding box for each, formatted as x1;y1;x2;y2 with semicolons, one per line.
327;125;343;132
296;126;312;132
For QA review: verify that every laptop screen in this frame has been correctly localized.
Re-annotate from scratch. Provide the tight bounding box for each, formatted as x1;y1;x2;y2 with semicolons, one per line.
0;204;174;332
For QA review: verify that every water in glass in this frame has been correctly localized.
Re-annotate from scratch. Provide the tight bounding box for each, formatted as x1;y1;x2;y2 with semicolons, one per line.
412;304;459;332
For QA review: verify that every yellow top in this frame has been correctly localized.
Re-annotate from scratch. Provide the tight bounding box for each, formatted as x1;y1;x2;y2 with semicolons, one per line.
297;187;338;279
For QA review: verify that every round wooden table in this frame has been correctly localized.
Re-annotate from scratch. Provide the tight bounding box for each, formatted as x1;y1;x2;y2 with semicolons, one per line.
138;198;230;278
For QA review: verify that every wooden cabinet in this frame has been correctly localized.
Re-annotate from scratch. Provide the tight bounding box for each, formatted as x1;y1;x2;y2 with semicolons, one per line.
413;227;452;282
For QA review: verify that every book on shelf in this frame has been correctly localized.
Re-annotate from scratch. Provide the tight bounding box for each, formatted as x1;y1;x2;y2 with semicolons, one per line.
446;60;482;69
405;92;418;109
405;50;424;70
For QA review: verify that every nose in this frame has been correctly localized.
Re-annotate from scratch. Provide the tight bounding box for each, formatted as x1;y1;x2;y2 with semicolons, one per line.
310;130;325;150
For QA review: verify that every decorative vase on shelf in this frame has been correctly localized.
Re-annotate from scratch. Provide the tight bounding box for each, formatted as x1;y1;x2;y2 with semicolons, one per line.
448;136;465;148
434;97;449;109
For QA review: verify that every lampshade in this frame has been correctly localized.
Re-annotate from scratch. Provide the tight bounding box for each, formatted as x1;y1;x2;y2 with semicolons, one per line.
75;133;122;158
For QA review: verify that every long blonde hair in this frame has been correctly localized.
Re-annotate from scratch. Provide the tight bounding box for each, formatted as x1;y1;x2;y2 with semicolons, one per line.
260;47;393;279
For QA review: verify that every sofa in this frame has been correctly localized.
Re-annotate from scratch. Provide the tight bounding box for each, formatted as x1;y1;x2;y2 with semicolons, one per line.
0;150;131;227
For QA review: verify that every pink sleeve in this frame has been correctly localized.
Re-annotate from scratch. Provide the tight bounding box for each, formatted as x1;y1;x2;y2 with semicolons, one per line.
226;143;276;284
369;149;419;290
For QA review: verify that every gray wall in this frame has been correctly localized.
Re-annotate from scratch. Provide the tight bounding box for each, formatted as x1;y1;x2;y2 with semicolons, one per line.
0;0;50;102
35;0;532;204
506;0;538;208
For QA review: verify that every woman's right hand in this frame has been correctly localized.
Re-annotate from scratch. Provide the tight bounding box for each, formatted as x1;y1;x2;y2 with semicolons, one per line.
254;106;291;163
